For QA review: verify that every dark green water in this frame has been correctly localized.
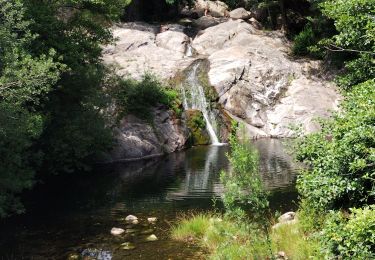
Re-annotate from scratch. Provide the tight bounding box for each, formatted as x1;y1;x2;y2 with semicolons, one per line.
0;139;300;259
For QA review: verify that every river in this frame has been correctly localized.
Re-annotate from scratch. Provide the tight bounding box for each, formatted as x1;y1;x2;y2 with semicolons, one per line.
0;139;300;259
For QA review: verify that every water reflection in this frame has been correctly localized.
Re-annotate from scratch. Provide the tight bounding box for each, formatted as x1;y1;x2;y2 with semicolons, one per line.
0;139;300;259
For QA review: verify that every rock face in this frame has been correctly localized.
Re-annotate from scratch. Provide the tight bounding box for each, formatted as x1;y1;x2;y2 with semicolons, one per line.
103;18;341;160
108;106;189;162
192;19;341;138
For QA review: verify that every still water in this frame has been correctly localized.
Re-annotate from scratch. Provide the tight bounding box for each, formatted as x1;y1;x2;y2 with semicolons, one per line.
0;139;300;259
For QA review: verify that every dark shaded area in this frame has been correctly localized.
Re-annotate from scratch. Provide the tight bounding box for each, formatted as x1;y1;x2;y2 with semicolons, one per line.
123;0;180;22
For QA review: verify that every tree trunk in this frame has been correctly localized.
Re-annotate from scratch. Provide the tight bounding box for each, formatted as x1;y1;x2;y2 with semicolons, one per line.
279;0;287;33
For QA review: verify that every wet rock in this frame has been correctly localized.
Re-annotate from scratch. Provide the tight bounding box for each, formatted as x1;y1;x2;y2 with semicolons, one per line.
111;227;125;236
147;217;158;224
121;242;136;250
145;234;158;242
229;8;251;20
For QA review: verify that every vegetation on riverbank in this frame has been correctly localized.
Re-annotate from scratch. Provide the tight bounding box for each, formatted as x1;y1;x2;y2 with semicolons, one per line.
172;0;374;258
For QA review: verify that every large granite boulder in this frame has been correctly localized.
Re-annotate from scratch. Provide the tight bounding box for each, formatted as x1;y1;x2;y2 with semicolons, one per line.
109;106;189;162
103;19;341;161
192;19;341;138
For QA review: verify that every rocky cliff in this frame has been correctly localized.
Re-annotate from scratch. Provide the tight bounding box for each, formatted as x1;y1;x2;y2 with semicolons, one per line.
103;15;341;160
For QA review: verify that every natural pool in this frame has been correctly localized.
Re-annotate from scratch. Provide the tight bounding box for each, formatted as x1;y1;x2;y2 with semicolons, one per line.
0;139;300;259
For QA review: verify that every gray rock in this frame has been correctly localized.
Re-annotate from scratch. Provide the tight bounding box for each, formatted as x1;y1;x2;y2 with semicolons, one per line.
229;8;251;20
192;16;220;29
109;107;189;161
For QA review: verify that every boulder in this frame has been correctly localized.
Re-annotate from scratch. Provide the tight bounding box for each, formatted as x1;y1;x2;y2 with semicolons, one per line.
108;106;189;162
195;0;229;17
229;8;251;20
278;212;296;223
121;242;136;250
192;16;220;30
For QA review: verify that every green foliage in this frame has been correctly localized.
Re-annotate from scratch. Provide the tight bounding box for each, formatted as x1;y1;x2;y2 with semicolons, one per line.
296;79;375;211
292;24;325;58
0;0;128;217
112;74;181;120
271;217;323;259
319;0;375;88
0;103;43;217
220;122;269;220
321;206;375;259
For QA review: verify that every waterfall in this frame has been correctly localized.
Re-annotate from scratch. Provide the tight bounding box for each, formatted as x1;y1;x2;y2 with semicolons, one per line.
185;44;193;57
181;62;221;145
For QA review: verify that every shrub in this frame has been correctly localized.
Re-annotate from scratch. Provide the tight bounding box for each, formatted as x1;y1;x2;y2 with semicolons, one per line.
296;79;375;211
321;206;375;259
112;74;181;120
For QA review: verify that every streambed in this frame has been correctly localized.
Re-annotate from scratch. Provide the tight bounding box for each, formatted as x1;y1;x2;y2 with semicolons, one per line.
0;139;300;259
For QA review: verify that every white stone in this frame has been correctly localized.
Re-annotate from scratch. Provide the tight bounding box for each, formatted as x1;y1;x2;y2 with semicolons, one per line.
111;227;125;236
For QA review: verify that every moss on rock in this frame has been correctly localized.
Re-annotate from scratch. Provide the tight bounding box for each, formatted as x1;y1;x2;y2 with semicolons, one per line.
185;109;210;145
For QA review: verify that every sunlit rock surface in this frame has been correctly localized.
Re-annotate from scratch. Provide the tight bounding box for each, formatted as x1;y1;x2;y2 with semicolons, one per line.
103;18;341;160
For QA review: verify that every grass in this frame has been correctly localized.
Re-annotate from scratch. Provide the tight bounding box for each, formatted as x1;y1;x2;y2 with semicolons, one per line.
172;212;323;260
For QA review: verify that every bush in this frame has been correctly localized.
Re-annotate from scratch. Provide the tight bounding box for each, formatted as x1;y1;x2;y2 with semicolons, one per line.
321;206;375;259
220;123;269;220
296;79;375;211
112;74;181;120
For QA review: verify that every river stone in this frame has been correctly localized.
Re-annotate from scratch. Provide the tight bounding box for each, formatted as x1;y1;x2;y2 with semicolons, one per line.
147;217;158;224
229;8;251;20
146;234;158;242
121;242;136;250
125;215;139;225
111;227;125;236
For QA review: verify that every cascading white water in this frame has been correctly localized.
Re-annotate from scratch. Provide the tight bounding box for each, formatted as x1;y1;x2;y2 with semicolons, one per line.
181;62;221;145
185;44;193;57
